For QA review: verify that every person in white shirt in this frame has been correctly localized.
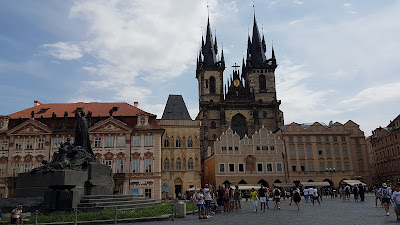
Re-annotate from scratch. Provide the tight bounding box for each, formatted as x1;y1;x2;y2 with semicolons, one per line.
197;189;206;219
308;187;314;203
204;184;212;218
312;187;320;205
378;183;392;216
303;188;309;203
393;183;400;220
11;205;23;225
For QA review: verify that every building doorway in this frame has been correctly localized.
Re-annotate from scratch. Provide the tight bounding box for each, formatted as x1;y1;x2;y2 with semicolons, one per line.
174;178;183;199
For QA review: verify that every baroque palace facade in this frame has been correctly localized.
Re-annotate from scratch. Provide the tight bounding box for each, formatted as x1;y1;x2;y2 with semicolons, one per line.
0;101;163;199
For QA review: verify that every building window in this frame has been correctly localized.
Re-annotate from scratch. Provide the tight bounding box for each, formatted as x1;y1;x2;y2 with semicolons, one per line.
176;158;181;170
336;162;342;171
334;147;340;157
117;136;125;147
105;160;112;169
257;163;264;172
327;161;333;169
130;159;138;173
211;121;216;129
26;139;33;150
292;163;297;172
306;148;312;157
94;137;102;148
188;158;194;170
37;138;44;149
289;136;294;142
24;163;31;172
175;136;181;147
187;136;193;147
325;136;329;142
318;148;323;156
209;76;216;93
298;148;304;156
355;138;360;144
15;139;23;150
308;163;314;171
276;162;283;172
333;136;338;142
259;75;266;91
163;158;169;170
266;163;273;172
316;136;321;142
132;136;140;147
326;147;331;157
145;188;152;198
300;163;306;172
263;111;267;118
357;149;362;159
341;136;346;142
219;163;225;173
305;136;310;142
290;148;296;156
319;162;325;171
228;163;235;173
342;147;348;157
238;163;245;173
145;136;152;146
117;160;124;173
344;162;350;171
205;80;209;88
164;137;170;147
1;140;8;150
106;136;114;148
297;136;302;142
145;159;152;173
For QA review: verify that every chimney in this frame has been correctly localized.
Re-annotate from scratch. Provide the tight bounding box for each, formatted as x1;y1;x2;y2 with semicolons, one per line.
133;102;139;107
34;100;42;107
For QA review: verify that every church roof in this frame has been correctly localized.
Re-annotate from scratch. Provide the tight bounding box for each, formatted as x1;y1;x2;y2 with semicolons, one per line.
161;95;192;120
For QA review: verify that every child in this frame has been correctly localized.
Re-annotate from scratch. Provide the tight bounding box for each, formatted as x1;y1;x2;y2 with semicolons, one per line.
197;189;206;219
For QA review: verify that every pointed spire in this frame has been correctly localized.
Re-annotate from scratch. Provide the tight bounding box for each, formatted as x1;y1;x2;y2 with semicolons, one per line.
198;50;203;62
214;30;218;54
262;35;266;53
272;44;275;59
202;15;217;66
246;12;266;64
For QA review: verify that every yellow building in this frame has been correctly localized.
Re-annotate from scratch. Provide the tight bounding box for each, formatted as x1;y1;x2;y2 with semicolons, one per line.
159;95;201;199
281;121;372;187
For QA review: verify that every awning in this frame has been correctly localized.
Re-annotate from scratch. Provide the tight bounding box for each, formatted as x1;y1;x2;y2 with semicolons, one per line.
341;180;367;186
186;187;197;192
300;182;330;187
273;183;296;188
233;185;264;190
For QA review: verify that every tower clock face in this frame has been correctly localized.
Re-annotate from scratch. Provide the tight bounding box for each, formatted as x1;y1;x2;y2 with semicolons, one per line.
233;79;240;87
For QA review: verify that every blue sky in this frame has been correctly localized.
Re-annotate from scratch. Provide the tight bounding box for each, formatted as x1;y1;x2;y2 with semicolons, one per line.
1;0;400;135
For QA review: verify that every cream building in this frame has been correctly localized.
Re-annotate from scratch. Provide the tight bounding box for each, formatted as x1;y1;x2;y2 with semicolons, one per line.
281;121;372;187
204;126;286;189
0;101;163;200
159;95;201;199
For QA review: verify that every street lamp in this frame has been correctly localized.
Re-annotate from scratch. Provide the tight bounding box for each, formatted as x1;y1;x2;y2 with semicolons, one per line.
326;168;336;187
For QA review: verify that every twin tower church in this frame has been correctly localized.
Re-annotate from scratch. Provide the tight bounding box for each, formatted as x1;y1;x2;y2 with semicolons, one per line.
195;15;284;158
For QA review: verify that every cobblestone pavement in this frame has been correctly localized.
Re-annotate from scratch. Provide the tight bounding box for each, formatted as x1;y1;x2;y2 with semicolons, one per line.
122;194;400;225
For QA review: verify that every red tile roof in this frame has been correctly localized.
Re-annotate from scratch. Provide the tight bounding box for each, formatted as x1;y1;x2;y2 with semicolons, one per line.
8;102;155;119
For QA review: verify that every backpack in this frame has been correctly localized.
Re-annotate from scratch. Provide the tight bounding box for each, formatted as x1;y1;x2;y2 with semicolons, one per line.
275;189;280;196
294;191;300;197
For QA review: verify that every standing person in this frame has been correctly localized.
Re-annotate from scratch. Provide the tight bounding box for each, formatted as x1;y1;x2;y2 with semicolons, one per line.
374;186;382;207
274;187;282;210
234;186;241;210
223;184;230;212
197;189;206;219
250;188;258;212
293;187;301;210
204;184;212;218
312;187;321;205
258;185;267;212
379;183;392;216
392;183;400;220
359;184;365;202
265;188;270;209
308;187;314;204
345;185;351;200
303;187;309;203
353;185;359;202
217;186;224;211
229;185;234;212
11;205;23;225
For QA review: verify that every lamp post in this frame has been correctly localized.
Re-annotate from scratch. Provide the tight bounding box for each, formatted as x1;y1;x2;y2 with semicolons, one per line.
326;168;336;187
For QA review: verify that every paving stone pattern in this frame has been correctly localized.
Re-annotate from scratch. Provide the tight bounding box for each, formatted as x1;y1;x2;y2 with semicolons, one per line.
121;194;399;225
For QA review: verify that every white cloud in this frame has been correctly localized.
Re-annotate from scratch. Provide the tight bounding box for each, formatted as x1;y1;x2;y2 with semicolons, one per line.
42;42;83;60
293;0;304;5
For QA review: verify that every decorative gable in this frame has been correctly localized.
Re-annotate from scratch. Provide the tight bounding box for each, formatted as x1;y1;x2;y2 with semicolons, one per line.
89;117;131;133
6;119;52;135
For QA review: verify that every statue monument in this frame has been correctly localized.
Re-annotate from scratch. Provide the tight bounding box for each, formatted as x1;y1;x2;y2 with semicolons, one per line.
14;111;114;210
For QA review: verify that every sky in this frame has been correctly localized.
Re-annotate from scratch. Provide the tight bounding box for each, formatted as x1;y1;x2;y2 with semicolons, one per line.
1;0;400;136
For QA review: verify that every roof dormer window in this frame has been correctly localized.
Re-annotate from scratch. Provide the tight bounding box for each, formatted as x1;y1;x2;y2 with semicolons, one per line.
140;117;146;125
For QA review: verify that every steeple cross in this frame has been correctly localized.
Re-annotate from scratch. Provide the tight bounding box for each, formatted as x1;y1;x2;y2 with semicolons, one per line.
232;63;240;71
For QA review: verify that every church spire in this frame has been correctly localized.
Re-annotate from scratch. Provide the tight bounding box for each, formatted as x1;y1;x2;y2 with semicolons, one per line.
201;16;218;66
246;13;267;64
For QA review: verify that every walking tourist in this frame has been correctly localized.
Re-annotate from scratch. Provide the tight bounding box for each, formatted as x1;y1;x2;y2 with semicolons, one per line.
312;187;321;205
273;187;282;210
345;185;351;200
229;185;234;211
217;186;224;211
392;183;400;220
11;205;23;225
359;184;365;202
223;184;230;212
258;185;267;212
204;184;212;218
197;189;206;219
378;183;392;216
234;186;241;210
374;186;382;207
265;188;270;209
250;188;258;212
293;187;301;210
353;185;359;202
303;187;309;203
308;187;314;203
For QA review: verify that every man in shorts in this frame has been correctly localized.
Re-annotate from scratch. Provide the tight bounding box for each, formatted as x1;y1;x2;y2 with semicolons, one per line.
273;187;281;210
378;183;392;216
258;185;267;212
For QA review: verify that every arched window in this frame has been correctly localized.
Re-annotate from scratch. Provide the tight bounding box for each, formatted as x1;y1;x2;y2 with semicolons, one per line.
213;134;217;140
176;136;181;147
259;75;266;91
176;158;182;170
164;158;169;170
211;121;216;129
210;76;216;93
231;113;248;138
187;136;193;147
188;158;194;170
164;137;170;147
